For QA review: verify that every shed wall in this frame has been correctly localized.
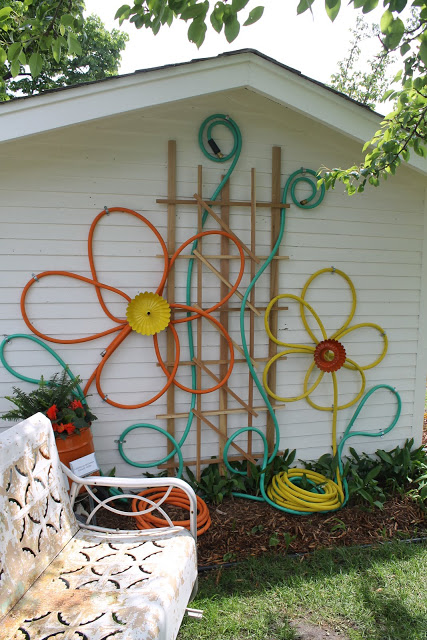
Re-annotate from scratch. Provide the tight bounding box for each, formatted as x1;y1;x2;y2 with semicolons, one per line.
0;88;425;475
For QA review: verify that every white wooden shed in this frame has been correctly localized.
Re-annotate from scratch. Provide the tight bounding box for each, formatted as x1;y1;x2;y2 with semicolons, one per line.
0;49;426;478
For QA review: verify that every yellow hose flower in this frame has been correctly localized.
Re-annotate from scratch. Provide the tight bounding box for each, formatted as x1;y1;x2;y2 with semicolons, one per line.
262;267;388;512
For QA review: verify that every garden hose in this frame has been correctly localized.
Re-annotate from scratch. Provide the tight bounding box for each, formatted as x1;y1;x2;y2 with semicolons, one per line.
223;168;329;514
260;268;393;513
0;333;87;404
131;487;211;536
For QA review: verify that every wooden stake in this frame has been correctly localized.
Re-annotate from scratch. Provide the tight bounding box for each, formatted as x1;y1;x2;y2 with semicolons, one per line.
157;198;290;209
266;146;282;453
157;403;286;420
247;168;257;462
196;165;203;481
219;177;230;474
156;254;289;260
157;355;287;367
166;140;176;470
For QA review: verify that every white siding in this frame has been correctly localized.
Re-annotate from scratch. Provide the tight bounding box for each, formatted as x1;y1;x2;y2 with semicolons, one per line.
0;87;425;476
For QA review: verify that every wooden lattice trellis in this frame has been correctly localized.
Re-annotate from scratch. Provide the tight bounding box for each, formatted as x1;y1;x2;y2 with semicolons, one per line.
156;142;290;478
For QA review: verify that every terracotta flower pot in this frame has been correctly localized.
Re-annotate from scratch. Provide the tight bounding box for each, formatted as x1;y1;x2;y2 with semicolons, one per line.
55;427;95;489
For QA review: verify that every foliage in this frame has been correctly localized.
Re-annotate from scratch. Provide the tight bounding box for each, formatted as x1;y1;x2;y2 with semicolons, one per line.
2;370;97;439
114;0;264;48
303;438;427;509
0;1;128;100
330;15;395;109
184;463;245;504
225;448;297;496
298;0;427;194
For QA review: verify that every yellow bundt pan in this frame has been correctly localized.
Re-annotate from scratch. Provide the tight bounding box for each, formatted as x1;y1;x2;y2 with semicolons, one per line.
126;292;171;335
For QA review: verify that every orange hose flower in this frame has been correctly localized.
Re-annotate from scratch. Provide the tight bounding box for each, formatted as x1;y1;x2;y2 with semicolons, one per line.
20;208;245;410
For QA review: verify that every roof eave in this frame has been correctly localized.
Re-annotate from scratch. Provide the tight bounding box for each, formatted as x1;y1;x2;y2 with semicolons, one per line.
0;49;425;175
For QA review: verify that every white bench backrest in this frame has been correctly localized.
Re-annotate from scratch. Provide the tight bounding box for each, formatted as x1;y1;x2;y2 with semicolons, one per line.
0;413;78;617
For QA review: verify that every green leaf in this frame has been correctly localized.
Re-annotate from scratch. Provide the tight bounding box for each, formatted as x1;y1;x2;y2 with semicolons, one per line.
115;4;131;19
419;40;427;66
297;0;314;14
29;52;43;77
10;58;20;78
377;450;394;465
362;0;379;13
60;14;75;27
67;32;82;56
325;0;341;22
18;50;26;65
380;9;393;33
365;464;383;484
210;10;223;33
400;42;410;56
51;38;62;63
388;0;407;10
0;47;6;65
358;488;374;504
187;17;207;46
0;6;12;21
232;0;250;10
224;14;240;41
243;5;264;25
181;2;208;20
383;17;405;49
8;42;22;62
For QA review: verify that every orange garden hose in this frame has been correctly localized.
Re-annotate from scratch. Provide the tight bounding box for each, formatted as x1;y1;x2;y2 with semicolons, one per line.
131;487;211;536
19;208;245;409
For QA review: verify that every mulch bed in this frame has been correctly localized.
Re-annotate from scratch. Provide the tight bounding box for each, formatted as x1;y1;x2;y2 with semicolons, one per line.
93;422;427;567
94;494;426;566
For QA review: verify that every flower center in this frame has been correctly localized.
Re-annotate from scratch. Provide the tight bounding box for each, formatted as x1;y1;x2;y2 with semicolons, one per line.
126;292;171;336
313;339;346;373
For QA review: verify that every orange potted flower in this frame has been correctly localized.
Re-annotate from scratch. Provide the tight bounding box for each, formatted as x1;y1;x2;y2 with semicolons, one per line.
2;370;97;468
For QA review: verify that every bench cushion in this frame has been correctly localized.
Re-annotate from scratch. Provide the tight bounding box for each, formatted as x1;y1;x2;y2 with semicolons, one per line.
1;527;197;640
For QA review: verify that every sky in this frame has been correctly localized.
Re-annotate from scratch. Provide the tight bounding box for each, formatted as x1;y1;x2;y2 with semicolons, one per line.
84;0;385;87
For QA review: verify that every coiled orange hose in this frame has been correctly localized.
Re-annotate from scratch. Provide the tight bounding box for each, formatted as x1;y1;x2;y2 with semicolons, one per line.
131;487;211;536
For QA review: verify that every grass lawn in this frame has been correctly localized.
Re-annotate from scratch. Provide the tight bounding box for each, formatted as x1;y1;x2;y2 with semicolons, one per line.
179;541;427;640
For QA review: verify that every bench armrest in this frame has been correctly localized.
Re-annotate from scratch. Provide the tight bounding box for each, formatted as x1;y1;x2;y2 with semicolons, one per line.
61;463;198;540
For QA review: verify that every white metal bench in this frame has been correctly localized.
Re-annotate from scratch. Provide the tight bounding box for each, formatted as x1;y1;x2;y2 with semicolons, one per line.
0;413;198;640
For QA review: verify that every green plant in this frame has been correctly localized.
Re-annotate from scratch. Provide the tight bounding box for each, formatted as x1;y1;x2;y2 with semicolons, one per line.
184;463;245;504
2;370;96;439
330;518;347;533
268;532;280;547
282;531;297;551
303;439;427;510
248;524;264;535
229;448;297;497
